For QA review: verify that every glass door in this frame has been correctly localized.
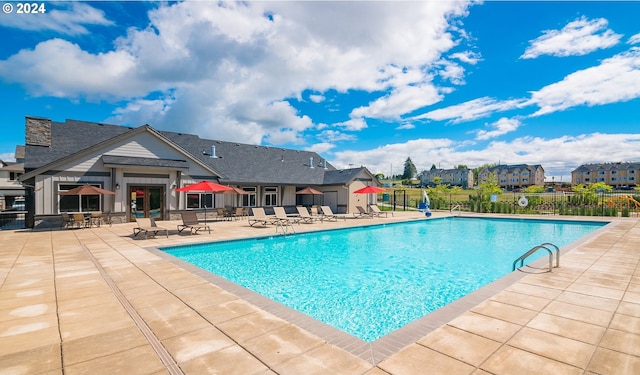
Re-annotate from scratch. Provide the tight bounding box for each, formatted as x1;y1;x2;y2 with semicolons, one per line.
129;186;164;221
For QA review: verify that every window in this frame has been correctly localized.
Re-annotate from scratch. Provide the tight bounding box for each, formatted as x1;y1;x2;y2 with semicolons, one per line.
264;187;278;206
611;170;617;175
186;193;213;209
58;184;101;212
242;187;257;207
9;172;22;181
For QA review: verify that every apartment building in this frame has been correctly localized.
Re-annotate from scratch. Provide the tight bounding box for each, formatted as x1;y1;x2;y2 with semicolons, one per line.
571;162;638;188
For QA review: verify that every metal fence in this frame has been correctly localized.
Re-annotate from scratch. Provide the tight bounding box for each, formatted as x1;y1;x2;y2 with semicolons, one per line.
432;191;640;217
0;210;26;230
384;190;640;218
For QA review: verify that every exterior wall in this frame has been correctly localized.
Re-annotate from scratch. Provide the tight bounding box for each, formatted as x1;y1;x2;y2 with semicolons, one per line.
420;168;473;188
572;163;638;187
478;165;544;189
347;172;379;213
32;132;212;217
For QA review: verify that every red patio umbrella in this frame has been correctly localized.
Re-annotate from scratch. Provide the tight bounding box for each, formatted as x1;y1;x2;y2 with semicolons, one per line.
353;185;385;208
353;186;386;194
175;180;234;193
176;180;234;221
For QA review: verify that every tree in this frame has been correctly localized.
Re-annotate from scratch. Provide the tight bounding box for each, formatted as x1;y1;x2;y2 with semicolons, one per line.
477;172;502;199
403;157;417;179
455;165;468;169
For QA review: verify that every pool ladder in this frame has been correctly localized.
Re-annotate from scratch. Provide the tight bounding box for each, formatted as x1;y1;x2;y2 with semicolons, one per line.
512;242;559;272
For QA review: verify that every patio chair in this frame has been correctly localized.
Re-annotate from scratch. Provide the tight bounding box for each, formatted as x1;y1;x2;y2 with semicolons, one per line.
61;213;75;228
273;207;300;225
71;213;90;228
296;206;318;223
353;206;373;219
177;211;211;234
89;211;104;227
249;207;271;227
133;218;169;239
320;206;347;221
231;207;245;220
369;204;389;218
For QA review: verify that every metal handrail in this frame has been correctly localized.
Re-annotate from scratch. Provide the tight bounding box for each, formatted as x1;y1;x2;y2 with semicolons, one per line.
450;205;461;216
512;242;559;272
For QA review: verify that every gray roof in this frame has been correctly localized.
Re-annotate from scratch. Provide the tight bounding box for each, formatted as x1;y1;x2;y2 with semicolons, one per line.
24;118;359;186
572;162;640;173
487;164;543;173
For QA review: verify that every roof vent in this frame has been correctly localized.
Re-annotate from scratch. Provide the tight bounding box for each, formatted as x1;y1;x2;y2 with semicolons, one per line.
309;156;314;169
323;159;327;169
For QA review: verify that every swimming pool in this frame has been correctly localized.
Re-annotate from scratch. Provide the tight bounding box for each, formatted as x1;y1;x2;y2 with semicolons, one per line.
162;217;606;342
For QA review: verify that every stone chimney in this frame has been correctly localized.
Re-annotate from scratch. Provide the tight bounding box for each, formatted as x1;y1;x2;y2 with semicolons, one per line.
25;117;51;147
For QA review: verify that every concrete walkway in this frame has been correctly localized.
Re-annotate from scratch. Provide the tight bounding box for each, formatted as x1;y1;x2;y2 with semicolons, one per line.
1;212;639;374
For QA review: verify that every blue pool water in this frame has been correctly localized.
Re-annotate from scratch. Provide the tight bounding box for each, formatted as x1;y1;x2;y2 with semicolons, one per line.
162;217;606;342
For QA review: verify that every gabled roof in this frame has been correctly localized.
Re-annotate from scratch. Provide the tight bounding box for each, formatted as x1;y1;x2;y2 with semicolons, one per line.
22;118;349;186
572;162;640;173
488;164;543;173
322;167;374;185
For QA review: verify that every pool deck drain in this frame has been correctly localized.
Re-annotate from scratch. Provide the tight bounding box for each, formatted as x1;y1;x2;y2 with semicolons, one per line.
1;211;639;374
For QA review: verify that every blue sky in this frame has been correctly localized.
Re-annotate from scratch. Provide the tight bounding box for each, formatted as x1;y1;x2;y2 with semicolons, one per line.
1;1;639;182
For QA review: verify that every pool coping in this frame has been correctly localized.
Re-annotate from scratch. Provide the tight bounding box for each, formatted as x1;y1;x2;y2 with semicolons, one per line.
148;214;614;365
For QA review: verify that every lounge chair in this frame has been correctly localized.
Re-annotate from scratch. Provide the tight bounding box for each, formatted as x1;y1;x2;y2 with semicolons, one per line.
296;206;318;223
249;207;270;227
177;211;211;234
320;206;347;221
369;204;389;218
133;218;169;239
354;206;373;219
273;207;300;225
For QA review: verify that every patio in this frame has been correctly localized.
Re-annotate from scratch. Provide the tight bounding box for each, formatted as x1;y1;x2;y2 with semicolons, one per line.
1;212;639;374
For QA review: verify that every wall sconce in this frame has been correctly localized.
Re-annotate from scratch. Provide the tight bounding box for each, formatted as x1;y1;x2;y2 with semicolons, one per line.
115;183;120;190
171;183;176;189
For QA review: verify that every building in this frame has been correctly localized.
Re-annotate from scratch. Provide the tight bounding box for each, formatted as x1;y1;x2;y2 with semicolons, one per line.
419;168;474;189
20;117;381;228
0;146;26;211
571;162;639;188
477;164;545;190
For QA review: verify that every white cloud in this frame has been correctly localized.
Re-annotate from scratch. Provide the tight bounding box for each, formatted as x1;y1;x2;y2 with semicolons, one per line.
330;133;640;179
0;3;114;35
449;51;481;65
414;97;526;124
521;16;622;59
309;94;325;103
396;123;415;130
528;47;640;116
318;130;357;143
305;142;335;154
0;1;476;146
351;82;442;120
629;33;640;45
475;117;521;140
336;118;368;131
0;153;16;162
0;39;139;98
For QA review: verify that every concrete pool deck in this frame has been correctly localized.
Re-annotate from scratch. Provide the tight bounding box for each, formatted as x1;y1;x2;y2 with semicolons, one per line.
1;212;639;374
